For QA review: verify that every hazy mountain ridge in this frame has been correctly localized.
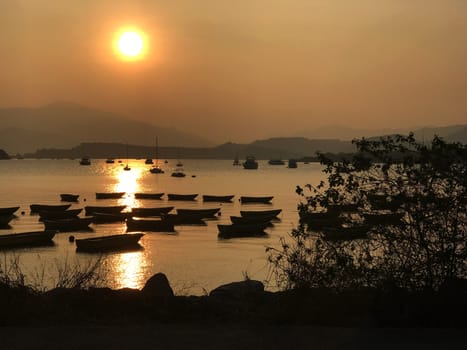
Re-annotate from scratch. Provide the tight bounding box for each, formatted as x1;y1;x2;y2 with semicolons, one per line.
0;104;214;153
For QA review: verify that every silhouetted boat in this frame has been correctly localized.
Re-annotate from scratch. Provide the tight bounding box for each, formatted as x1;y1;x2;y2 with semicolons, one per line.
60;193;79;202
167;193;198;201
145;158;154;164
79;157;91;165
105;158;115;164
91;212;130;223
84;205;126;216
217;223;269;238
321;225;370;241
230;215;275;225
0;230;56;248
38;208;83;220
150;166;165;174
171;167;186;177
126;217;175;232
131;206;174;217
0;206;20;216
268;159;285;165
95;192;125;199
243;156;258;169
240;196;273;204
233;156;241;166
240;209;282;218
202;195;235;202
43;217;93;232
30;204;71;213
176;208;220;218
0;215;14;227
76;233;144;252
162;213;206;225
288;159;298;168
134;192;164;200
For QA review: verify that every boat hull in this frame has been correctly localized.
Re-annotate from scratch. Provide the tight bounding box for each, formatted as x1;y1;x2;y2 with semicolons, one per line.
202;195;234;202
126;218;175;232
0;230;56;248
167;194;198;201
84;205;126;216
131;206;174;217
76;233;144;252
240;196;273;204
95;192;126;199
60;194;79;202
30;204;71;213
134;193;164;200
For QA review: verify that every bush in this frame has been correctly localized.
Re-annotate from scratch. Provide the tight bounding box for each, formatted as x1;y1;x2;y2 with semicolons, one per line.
267;134;467;292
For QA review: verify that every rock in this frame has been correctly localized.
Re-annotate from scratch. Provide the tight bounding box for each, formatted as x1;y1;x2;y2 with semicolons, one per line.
142;273;174;297
209;280;264;299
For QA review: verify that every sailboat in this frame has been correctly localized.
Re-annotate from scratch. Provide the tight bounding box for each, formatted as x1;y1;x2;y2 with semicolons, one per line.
150;137;164;174
123;143;131;171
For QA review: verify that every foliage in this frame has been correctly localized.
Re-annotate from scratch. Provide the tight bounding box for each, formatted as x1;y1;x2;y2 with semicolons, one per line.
267;134;467;292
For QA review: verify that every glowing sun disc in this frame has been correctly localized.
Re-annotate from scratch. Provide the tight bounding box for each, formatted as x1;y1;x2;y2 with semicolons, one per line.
117;31;144;57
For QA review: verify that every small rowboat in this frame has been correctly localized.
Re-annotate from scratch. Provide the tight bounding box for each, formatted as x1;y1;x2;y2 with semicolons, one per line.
131;206;174;217
230;215;274;226
167;193;198;201
0;230;56;248
30;204;71;213
95;192;126;199
43;217;93;232
240;209;282;218
240;196;273;204
0;206;20;216
217;223;269;238
162;213;206;225
84;205;126;216
126;217;175;232
76;233;144;252
202;195;234;203
38;208;83;220
60;193;79;202
134;193;164;200
0;215;14;227
176;208;220;218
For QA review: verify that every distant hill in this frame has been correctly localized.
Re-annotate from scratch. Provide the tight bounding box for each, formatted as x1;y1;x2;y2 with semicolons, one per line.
0;103;214;154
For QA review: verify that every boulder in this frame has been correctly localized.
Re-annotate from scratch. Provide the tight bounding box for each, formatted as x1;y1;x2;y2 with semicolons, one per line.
209;280;264;299
142;273;174;297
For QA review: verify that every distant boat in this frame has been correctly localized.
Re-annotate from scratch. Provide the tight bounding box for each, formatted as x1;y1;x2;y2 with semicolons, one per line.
38;208;83;220
288;159;298;168
167;193;198;201
202;195;234;202
240;209;282;218
131;206;174;217
126;217;175;232
43;217;93;232
79;157;91;166
84;205;126;216
75;233;144;252
0;230;56;248
134;193;164;200
171;168;186;177
123;144;131;171
233;154;241;166
106;158;115;164
30;204;71;213
123;164;131;171
95;192;125;199
243;156;258;170
150;137;165;174
217;223;269;238
60;193;79;202
268;159;285;165
239;196;274;204
145;158;154;165
176;208;221;218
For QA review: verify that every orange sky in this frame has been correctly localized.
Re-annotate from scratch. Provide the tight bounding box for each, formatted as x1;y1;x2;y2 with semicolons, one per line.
1;0;466;142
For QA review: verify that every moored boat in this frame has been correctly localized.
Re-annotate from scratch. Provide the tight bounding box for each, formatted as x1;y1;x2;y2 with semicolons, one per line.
126;217;175;232
145;158;154;164
38;208;83;220
162;213;206;225
105;158;115;164
30;204;71;213
240;209;282;218
95;192;126;199
243;156;258;170
76;233;144;252
287;159;298;168
217;223;269;238
0;230;56;248
321;225;371;241
84;205;126;216
230;215;275;226
171;168;186;177
91;212;130;224
176;208;220;218
60;193;79;202
0;215;14;227
79;157;91;165
240;196;274;204
149;166;164;174
202;195;234;203
0;206;20;216
131;206;174;217
134;193;164;200
43;217;93;232
167;193;198;201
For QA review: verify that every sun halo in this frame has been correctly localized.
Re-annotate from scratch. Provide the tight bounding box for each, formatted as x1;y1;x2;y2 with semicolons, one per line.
114;28;147;61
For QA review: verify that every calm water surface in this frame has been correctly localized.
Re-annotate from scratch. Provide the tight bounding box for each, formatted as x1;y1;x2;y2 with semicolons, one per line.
0;159;324;294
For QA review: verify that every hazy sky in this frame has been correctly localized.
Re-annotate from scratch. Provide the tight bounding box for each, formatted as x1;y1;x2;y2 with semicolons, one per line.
1;0;466;142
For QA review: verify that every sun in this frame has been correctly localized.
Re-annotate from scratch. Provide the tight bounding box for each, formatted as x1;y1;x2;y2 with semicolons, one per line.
114;28;147;61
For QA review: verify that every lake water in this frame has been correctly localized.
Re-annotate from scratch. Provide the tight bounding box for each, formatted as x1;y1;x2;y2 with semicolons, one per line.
0;159;324;294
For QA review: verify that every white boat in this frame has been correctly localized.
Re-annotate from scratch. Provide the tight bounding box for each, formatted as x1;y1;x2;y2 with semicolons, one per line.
243;156;258;169
149;137;165;174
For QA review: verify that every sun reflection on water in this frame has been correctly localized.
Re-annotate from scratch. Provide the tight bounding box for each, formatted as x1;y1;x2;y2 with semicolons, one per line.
112;251;146;289
114;164;144;208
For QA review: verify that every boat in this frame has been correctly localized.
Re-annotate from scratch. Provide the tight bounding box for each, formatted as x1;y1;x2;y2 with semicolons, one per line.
123;164;131;171
105;158;115;164
240;209;282;218
30;204;71;213
243;156;258;170
91;212;130;224
75;233;144;252
126;217;175;232
239;196;273;204
150;166;165;174
134;192;164;200
131;206;174;217
176;208;220;218
0;215;14;227
167;193;198;201
123;144;131;171
145;158;154;164
202;195;235;202
230;215;275;226
0;206;20;216
79;157;91;166
288;159;298;168
217;223;269;238
60;193;79;202
321;225;371;241
84;205;126;216
95;192;125;199
0;230;56;248
233;156;241;166
38;208;83;220
268;159;285;165
162;213;206;225
43;217;93;232
171;167;186;177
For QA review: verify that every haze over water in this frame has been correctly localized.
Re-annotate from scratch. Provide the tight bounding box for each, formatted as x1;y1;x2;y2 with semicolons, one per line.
0;159;324;294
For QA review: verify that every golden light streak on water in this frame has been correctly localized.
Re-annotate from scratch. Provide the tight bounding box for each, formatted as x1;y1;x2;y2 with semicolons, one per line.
112;251;146;289
114;163;144;208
